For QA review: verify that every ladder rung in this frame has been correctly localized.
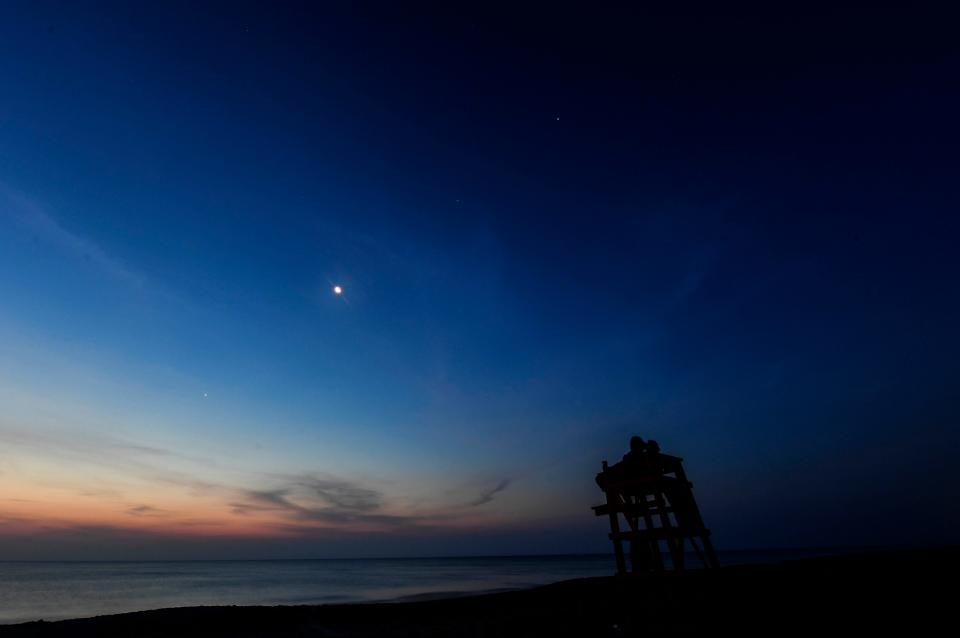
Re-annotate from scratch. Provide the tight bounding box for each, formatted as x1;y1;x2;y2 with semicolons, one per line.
592;503;674;516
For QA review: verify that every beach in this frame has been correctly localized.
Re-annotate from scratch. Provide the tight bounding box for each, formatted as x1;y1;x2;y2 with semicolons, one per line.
2;547;954;636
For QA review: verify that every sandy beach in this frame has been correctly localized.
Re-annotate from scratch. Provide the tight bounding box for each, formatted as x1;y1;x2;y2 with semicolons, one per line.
2;547;954;637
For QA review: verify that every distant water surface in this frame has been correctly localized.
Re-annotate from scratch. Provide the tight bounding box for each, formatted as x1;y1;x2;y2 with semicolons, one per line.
0;549;863;624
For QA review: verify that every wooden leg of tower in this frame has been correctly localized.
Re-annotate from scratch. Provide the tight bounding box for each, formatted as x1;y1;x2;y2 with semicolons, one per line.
606;491;627;575
701;533;720;568
625;496;641;573
640;499;663;572
654;491;683;570
670;460;719;569
682;490;719;568
651;538;664;572
689;537;707;568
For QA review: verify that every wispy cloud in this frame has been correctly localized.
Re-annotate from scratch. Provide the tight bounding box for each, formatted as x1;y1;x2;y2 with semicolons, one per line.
229;474;426;531
0;422;220;502
296;476;383;511
1;423;445;534
127;504;169;517
468;479;511;507
0;182;144;288
1;419;516;539
0;424;170;459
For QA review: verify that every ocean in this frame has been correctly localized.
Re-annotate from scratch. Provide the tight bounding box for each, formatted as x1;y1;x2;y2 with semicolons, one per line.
0;549;859;624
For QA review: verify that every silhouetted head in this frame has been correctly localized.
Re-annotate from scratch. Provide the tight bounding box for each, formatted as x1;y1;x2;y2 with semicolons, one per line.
630;436;645;453
646;440;661;455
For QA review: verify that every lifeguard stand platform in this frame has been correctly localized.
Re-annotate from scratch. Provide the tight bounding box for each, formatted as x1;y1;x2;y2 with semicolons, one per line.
593;446;719;574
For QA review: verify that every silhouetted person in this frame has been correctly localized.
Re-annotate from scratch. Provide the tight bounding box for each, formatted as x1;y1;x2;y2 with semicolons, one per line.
595;436;649;489
627;435;646;457
642;439;663;476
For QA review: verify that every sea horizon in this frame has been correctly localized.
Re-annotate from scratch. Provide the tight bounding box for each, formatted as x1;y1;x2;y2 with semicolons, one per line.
0;543;905;563
0;547;904;624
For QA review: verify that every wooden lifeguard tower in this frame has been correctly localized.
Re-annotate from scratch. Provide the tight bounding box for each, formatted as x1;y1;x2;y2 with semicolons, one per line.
592;443;719;574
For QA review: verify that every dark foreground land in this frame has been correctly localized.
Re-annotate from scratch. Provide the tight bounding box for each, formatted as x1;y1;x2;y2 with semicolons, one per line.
2;547;956;637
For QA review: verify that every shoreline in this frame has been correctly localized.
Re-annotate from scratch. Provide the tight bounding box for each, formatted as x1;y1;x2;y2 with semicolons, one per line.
2;546;956;636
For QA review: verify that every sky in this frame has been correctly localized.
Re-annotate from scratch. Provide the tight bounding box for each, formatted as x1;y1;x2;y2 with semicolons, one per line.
0;3;958;560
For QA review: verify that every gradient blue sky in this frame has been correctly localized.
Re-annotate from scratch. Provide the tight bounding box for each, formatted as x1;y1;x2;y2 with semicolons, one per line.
1;3;958;559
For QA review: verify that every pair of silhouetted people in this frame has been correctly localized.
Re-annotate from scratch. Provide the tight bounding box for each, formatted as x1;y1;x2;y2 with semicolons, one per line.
595;436;662;490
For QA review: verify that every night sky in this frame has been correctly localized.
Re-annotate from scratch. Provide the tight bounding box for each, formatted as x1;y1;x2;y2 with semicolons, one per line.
1;3;958;559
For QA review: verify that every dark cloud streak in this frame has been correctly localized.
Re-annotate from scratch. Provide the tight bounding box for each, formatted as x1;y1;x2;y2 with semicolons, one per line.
469;479;511;507
127;505;168;517
229;475;425;531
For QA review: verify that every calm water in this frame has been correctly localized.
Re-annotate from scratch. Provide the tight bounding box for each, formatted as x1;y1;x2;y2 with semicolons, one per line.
0;549;856;624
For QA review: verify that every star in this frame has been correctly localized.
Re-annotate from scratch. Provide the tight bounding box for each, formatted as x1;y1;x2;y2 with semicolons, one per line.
333;285;343;295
